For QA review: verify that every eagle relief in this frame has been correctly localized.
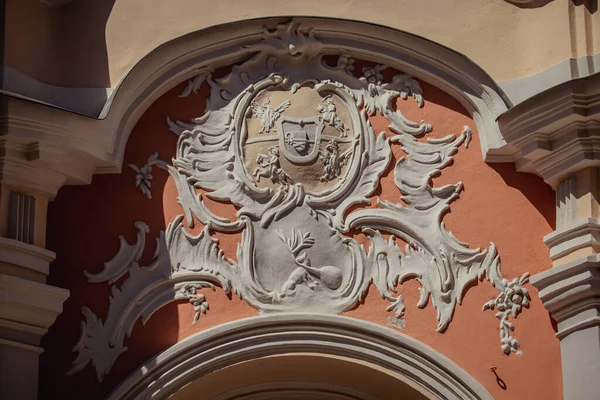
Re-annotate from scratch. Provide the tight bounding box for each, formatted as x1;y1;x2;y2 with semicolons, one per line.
70;22;531;381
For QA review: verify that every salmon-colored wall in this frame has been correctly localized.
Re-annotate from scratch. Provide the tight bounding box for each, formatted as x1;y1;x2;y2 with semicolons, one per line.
41;64;561;399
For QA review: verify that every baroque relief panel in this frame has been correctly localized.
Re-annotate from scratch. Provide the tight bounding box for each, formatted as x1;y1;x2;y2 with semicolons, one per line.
69;22;531;382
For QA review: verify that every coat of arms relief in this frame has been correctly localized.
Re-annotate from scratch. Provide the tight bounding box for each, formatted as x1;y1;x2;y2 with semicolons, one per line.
70;22;531;382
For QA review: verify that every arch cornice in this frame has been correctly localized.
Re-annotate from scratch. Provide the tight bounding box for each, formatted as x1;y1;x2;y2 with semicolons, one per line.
0;17;512;192
102;17;511;172
108;314;493;400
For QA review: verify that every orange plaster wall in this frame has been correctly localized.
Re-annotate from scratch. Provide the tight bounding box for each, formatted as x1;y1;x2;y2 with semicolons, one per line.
41;67;561;399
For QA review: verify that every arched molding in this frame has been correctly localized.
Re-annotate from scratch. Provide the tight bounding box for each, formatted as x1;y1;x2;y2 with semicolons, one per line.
108;314;493;400
100;17;511;173
0;17;514;192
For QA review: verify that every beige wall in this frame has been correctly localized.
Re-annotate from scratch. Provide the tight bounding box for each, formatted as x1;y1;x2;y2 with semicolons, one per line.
4;0;599;88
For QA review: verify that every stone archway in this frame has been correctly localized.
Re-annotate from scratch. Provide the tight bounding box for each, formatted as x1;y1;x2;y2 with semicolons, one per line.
170;354;431;400
108;314;493;400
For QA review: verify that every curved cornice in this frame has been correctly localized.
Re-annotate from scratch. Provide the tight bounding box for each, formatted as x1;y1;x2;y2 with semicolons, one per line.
101;17;511;171
0;17;511;190
108;314;493;400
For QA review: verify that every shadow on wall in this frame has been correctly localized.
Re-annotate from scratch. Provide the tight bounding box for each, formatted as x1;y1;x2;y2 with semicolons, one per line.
511;0;598;12
504;0;557;9
39;80;186;399
574;0;598;13
490;164;556;230
2;0;115;114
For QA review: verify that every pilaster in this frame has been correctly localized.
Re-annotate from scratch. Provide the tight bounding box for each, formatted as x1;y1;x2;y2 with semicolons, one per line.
0;179;69;398
498;72;600;399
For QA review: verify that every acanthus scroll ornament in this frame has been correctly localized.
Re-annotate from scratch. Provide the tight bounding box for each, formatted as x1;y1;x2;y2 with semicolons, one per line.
71;21;533;381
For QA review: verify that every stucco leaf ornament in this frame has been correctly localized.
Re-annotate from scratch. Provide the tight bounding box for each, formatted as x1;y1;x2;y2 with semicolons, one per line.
68;220;225;382
71;21;532;382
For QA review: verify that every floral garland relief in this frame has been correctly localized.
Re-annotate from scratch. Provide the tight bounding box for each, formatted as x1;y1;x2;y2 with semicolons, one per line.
69;22;531;382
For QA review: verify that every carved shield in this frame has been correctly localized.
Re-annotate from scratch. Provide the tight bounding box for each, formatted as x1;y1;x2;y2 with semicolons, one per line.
277;116;323;164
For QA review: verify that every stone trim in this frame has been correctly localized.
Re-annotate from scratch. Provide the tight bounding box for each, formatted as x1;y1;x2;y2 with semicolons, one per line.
0;319;48;347
0;274;69;329
0;236;55;276
496;73;600;187
0;66;112;117
530;252;600;399
0;337;44;355
498;53;600;106
544;218;600;261
530;254;600;338
109;314;492;400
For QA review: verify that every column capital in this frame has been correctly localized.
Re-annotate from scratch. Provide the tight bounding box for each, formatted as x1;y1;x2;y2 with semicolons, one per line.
0;274;69;336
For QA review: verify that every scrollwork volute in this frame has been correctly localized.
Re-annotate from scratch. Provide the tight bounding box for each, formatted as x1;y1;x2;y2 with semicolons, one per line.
70;22;531;381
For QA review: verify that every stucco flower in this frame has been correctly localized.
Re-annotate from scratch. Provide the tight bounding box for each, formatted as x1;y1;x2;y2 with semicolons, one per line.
500;330;521;355
180;284;210;324
131;164;153;198
362;65;385;84
483;272;530;356
359;65;386;99
128;152;168;200
338;55;355;72
486;274;530;317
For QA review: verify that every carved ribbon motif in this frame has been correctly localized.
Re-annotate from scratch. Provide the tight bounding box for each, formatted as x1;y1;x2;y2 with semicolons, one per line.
70;22;530;381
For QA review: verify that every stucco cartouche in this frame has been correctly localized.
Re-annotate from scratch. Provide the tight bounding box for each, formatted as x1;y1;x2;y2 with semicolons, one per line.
42;72;560;399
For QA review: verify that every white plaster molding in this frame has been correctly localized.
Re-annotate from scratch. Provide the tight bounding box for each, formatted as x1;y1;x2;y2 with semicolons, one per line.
0;274;69;330
0;138;98;197
0;318;49;349
496;73;600;187
0;319;48;339
498;54;600;106
532;173;600;400
530;255;600;339
0;237;56;276
0;66;112;117
108;314;493;400
544;218;600;261
0;98;116;194
0;338;44;355
70;23;530;381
